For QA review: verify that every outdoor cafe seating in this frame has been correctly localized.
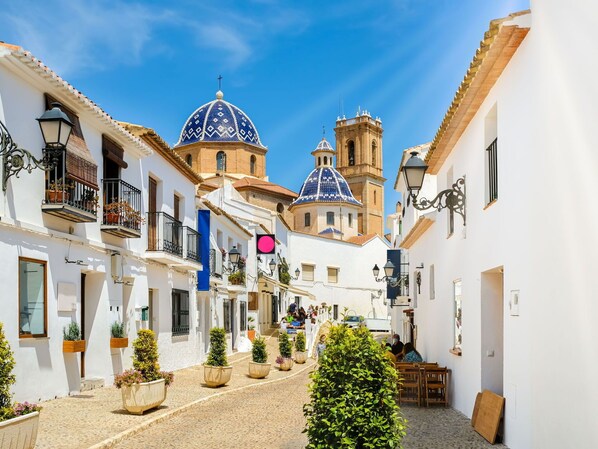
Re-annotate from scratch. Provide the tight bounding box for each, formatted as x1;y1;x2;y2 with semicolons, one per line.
395;362;449;407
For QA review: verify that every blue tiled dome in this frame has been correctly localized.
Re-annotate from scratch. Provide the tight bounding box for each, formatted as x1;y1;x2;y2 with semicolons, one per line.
291;166;362;207
176;91;264;148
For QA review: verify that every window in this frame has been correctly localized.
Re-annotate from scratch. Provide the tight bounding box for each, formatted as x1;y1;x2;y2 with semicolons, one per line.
223;299;231;333
240;302;247;331
186;154;192;166
333;305;339;320
318;157;321;166
453;280;462;352
276;203;284;213
348;140;355;166
348;213;353;228
372;141;377;166
171;289;189;336
302;264;314;282
327;267;338;284
324;156;328;165
304;212;311;227
486;138;498;204
374;190;377;205
174;194;180;222
250;155;256;175
216;151;226;171
19;258;47;337
326;211;335;225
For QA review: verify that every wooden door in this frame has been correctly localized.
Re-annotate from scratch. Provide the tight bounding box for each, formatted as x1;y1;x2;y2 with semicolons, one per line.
80;273;86;378
148;178;157;250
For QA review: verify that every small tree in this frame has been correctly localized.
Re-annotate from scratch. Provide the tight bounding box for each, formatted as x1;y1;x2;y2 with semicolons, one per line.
295;331;306;352
133;329;160;382
304;325;406;448
0;322;16;421
206;327;228;367
278;331;292;359
252;336;268;364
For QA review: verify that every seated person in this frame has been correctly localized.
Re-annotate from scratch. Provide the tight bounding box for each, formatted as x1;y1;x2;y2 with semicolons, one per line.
402;342;424;363
391;334;404;356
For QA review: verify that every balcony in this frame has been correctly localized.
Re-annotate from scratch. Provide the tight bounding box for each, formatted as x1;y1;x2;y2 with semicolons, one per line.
146;212;202;271
42;170;98;223
209;248;223;279
100;179;142;238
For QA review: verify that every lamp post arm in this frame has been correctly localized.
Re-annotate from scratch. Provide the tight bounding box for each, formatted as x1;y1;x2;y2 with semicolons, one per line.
411;177;466;225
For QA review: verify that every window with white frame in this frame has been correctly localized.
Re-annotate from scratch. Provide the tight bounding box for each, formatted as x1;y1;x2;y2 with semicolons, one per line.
348;213;353;228
327;267;338;284
302;264;314;282
326;211;335;226
19;258;47;338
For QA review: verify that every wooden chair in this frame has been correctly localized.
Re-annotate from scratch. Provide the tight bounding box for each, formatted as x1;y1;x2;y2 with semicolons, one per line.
397;367;421;406
423;366;449;407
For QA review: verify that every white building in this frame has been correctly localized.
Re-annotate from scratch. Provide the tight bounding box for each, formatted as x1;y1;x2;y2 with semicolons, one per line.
392;4;598;448
0;43;204;401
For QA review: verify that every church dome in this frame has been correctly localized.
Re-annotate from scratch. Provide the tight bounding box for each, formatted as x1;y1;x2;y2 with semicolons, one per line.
291;166;362;207
176;91;264;148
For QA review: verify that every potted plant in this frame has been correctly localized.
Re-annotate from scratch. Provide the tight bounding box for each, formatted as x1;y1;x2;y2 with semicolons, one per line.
114;329;173;415
247;316;256;342
228;270;245;286
0;322;41;449
204;327;232;387
248;336;270;379
110;321;128;349
81;189;99;212
103;200;129;225
294;331;308;364
277;331;293;371
46;178;74;203
62;322;85;353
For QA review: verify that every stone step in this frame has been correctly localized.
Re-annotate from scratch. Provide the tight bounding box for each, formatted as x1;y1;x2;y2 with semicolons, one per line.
80;377;105;392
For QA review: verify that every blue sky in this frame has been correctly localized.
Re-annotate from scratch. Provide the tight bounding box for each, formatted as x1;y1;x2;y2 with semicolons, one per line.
1;0;528;225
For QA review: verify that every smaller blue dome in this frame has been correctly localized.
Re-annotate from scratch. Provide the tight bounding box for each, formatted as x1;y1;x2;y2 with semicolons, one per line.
314;138;335;153
291;166;362;207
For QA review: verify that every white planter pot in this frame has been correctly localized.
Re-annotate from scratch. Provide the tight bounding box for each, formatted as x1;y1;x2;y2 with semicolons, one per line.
248;361;271;379
121;378;167;415
278;358;294;371
0;411;39;449
294;351;308;364
204;365;233;387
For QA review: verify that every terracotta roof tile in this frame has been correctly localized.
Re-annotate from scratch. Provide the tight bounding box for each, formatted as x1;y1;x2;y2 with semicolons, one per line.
232;177;297;198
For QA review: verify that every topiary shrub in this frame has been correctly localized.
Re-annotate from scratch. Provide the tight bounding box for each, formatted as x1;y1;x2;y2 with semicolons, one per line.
206;327;228;367
295;331;306;352
278;331;292;359
0;322;16;421
63;322;81;341
110;321;125;338
252;336;268;364
304;325;406;448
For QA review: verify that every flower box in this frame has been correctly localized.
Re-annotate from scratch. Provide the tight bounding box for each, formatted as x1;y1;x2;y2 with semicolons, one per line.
248;361;271;379
0;411;39;449
203;365;233;387
110;337;128;349
63;340;85;353
120;378;166;415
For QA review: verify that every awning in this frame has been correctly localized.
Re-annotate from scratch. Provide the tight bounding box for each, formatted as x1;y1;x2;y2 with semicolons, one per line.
102;135;128;169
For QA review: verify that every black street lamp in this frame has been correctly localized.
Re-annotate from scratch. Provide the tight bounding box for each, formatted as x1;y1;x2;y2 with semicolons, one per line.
402;151;466;225
372;260;406;288
228;246;241;266
257;255;277;277
37;102;74;149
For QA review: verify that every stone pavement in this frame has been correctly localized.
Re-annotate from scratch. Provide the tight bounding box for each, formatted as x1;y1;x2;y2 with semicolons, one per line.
35;331;315;449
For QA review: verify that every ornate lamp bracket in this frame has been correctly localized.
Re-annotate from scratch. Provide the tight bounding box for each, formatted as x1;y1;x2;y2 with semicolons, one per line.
411;177;466;225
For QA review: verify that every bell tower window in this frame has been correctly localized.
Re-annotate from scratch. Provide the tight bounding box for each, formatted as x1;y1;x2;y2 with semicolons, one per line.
348;140;355;166
217;151;226;172
250;155;256;175
186;154;192;166
372;141;377;166
324;156;328;166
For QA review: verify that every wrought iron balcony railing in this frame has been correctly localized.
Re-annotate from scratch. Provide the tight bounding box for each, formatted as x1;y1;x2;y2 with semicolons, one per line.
147;212;183;257
102;178;142;236
184;226;201;263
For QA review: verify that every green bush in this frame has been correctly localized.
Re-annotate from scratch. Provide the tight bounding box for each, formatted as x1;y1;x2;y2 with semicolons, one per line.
295;331;306;352
0;322;16;421
228;270;245;285
63;322;81;341
252;336;268;364
303;325;406;448
278;331;292;359
132;329;160;382
206;327;228;367
111;321;125;338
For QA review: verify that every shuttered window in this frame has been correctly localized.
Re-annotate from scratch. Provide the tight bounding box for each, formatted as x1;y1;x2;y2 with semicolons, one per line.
172;289;189;336
327;267;338;284
302;264;314;282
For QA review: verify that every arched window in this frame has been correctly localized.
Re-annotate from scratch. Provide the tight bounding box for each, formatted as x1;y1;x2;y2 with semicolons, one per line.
348;140;355;166
304;212;311;227
250;155;256;175
216;151;226;171
324;156;328;165
186;154;192;166
374;190;377;205
372;141;377;166
318;156;321;166
276;203;284;213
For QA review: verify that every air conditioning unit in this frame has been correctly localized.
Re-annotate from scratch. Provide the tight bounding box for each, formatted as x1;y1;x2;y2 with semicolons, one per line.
392;296;411;307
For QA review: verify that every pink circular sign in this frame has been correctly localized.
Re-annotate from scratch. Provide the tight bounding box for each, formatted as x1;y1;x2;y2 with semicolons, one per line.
257;235;275;254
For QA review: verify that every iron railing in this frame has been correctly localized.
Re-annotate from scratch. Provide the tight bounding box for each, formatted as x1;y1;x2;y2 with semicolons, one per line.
486;138;498;204
171;289;189;336
184;226;201;263
147;212;183;257
44;152;98;216
102;178;142;231
209;248;222;278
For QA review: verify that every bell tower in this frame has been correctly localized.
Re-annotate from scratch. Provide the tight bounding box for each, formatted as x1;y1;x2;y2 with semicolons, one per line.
334;111;385;236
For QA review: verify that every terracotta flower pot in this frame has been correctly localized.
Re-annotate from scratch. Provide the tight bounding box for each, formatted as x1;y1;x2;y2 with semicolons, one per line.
105;212;121;225
46;191;69;204
63;340;85;353
278;358;294;371
110;337;129;349
121;378;166;415
203;365;233;387
247;329;256;342
248;361;271;379
294;351;308;364
0;411;39;449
